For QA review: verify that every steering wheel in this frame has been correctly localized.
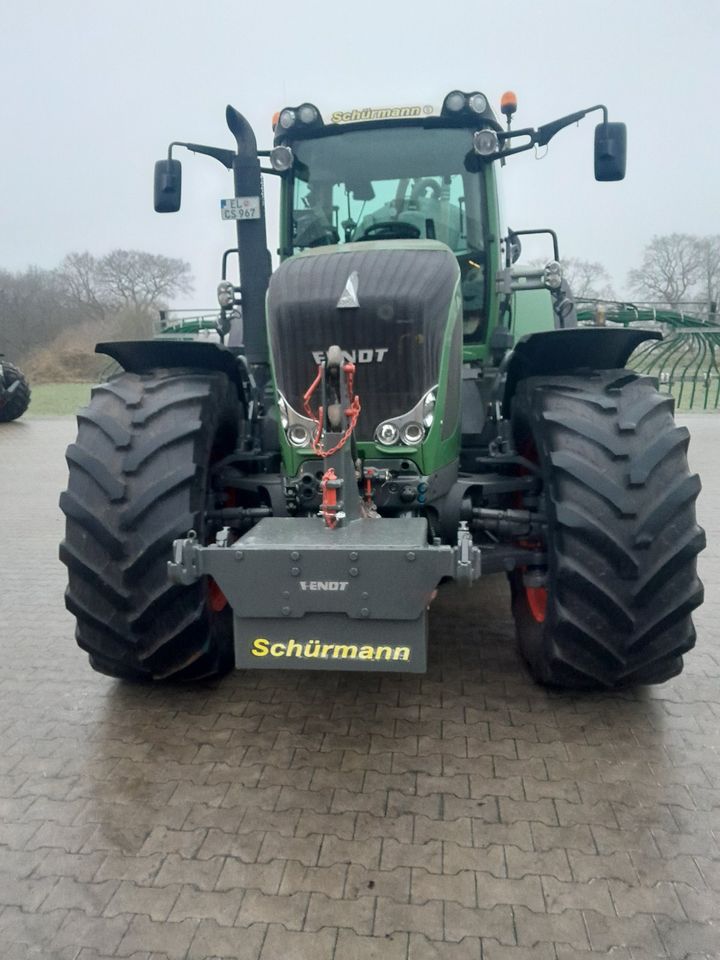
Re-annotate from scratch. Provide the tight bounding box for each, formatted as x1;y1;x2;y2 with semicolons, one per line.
357;221;422;241
410;178;441;204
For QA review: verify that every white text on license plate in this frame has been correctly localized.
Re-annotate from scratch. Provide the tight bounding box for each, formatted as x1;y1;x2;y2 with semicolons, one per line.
221;197;260;220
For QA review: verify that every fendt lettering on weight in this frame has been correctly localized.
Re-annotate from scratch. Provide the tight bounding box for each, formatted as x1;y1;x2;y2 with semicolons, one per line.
299;581;349;591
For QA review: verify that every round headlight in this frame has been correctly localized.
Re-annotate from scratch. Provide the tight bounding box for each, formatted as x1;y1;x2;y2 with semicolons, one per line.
400;422;425;445
270;145;294;172
279;108;296;130
543;260;563;290
376;422;400;446
473;129;499;157
469;93;488;114
298;103;319;124
287;423;311;447
444;91;466;112
217;281;235;308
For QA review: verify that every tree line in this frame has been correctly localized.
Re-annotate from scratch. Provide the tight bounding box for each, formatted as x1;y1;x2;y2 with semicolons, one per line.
1;235;718;383
562;234;720;314
0;250;192;380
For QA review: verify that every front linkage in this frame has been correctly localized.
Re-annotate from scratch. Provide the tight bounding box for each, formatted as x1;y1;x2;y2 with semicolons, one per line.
169;346;481;672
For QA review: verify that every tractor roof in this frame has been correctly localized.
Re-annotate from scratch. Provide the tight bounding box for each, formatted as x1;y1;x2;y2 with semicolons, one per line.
273;90;502;145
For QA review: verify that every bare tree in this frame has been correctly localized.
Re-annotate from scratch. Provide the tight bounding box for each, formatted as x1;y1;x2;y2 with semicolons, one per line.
627;234;701;309
695;235;720;315
57;251;107;322
0;266;75;360
561;258;615;300
96;250;193;311
2;249;195;374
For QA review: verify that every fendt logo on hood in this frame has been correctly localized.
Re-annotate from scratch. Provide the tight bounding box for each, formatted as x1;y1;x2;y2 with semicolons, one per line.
312;348;388;365
337;271;360;309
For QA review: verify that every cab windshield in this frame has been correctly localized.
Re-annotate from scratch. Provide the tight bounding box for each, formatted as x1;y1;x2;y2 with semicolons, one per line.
289;126;488;338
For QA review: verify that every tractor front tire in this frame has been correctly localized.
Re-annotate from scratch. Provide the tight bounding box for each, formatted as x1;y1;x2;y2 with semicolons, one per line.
0;362;31;422
60;369;240;681
510;370;704;689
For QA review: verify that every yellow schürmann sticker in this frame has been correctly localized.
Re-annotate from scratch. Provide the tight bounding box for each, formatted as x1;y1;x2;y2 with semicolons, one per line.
329;105;434;124
252;638;411;662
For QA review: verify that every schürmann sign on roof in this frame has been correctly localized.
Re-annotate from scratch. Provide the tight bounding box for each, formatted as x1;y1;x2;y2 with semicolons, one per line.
329;104;435;124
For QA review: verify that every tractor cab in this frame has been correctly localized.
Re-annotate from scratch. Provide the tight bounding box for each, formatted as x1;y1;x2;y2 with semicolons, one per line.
272;95;503;349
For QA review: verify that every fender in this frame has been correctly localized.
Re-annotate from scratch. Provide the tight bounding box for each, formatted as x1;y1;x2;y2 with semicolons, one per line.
499;327;662;412
96;340;249;399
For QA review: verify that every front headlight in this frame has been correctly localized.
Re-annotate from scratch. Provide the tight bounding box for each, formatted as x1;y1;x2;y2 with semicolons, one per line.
298;103;319;124
443;91;466;112
400;422;424;445
270;145;294;172
278;108;296;130
287;423;311;447
543;260;563;290
473;129;499;157
376;422;400;446
468;93;488;114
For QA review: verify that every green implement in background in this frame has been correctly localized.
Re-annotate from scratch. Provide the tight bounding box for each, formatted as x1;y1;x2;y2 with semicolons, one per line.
577;301;720;410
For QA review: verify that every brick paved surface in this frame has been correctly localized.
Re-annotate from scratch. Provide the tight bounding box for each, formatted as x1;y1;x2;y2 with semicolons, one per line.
0;414;718;960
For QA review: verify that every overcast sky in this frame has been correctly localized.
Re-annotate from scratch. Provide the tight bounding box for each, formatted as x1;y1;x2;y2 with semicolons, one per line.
1;0;718;307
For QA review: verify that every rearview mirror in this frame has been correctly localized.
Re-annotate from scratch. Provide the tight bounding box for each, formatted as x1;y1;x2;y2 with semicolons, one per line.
594;122;626;181
154;158;182;212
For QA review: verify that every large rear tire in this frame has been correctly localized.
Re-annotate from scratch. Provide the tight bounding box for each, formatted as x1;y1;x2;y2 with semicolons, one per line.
509;370;704;689
0;361;31;422
60;368;240;681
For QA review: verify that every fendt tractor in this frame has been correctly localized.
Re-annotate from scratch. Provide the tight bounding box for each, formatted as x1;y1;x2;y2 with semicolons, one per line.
60;89;705;688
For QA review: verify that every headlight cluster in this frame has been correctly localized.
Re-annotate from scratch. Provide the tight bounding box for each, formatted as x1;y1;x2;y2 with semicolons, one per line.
277;393;315;448
442;90;488;117
277;102;322;132
543;260;563;290
217;281;235;308
375;387;437;448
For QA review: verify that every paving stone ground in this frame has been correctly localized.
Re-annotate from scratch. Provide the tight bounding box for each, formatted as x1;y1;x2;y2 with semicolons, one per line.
0;413;718;960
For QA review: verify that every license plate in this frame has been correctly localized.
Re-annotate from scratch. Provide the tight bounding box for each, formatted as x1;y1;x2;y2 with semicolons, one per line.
221;197;261;220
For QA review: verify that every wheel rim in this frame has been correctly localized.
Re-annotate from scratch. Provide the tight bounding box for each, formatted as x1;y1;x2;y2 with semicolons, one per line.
525;585;547;623
516;434;548;625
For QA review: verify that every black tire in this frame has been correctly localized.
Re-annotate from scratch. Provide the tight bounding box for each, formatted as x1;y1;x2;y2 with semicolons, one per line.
509;369;705;689
59;368;240;681
0;361;31;422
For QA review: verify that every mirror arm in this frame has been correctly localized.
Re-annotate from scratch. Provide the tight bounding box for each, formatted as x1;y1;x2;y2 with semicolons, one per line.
168;140;235;169
495;104;610;159
535;104;608;146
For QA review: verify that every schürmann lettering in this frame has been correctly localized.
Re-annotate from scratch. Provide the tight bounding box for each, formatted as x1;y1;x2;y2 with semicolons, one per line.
251;638;411;662
330;105;424;124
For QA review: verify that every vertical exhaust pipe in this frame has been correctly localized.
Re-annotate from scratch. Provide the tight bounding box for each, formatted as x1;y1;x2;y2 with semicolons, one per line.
225;106;272;368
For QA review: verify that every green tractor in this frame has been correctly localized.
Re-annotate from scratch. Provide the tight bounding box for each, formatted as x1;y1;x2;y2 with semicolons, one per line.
60;89;704;688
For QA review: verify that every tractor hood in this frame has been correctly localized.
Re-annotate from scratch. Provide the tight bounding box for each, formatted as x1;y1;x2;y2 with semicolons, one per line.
267;241;460;443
